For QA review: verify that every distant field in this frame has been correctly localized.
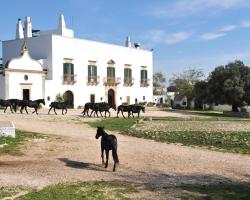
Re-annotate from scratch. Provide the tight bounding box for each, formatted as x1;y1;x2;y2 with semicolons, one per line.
86;116;250;155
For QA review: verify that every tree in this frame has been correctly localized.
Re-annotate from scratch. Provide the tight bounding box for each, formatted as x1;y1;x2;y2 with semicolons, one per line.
169;68;204;107
153;72;166;87
194;81;208;109
207;60;250;112
153;72;166;95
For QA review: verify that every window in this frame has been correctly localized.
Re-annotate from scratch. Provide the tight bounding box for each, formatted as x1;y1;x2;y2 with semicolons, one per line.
107;67;115;83
63;62;74;82
143;96;145;101
124;68;132;84
88;65;97;83
90;94;95;103
140;69;148;84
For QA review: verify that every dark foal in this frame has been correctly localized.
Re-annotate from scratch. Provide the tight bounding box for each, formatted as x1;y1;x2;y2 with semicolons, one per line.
95;127;119;172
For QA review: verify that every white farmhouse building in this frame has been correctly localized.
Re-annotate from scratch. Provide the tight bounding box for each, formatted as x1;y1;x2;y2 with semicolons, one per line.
0;15;153;108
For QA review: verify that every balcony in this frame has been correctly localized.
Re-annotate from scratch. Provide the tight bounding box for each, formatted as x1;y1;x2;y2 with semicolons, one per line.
140;79;150;87
103;77;121;86
123;77;134;87
87;76;100;86
62;74;77;85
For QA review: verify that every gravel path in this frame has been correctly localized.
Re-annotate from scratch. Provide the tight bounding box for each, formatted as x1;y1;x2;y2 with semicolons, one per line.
0;109;250;191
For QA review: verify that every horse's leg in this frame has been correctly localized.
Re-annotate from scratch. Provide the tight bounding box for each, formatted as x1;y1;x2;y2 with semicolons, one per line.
138;111;140;118
62;109;64;115
4;106;7;113
99;111;103;118
121;111;125;118
65;108;67;114
101;147;105;165
105;150;109;168
90;110;94;117
117;110;119;118
25;106;28;114
48;107;52;114
109;111;111;117
10;105;13;113
54;108;57;115
20;106;23;114
35;108;38;115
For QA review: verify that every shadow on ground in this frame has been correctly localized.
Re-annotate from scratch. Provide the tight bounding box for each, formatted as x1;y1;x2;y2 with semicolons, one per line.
58;158;107;172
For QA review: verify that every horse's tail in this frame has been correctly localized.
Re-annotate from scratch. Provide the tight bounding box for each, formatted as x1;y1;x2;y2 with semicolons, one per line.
112;144;119;164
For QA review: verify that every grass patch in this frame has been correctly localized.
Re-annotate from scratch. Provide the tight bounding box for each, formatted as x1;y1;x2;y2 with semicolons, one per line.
85;118;139;132
125;130;250;155
0;187;26;199
17;181;137;200
86;118;250;154
0;130;47;155
177;183;250;200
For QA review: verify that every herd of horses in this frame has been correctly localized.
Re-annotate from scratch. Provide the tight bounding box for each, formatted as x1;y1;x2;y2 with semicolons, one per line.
0;99;145;118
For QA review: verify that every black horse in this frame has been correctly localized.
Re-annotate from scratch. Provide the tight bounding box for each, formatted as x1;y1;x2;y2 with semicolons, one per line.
28;99;45;114
95;127;119;172
48;101;68;115
91;102;116;118
0;99;13;113
82;102;95;117
8;99;29;114
128;104;145;118
116;105;130;118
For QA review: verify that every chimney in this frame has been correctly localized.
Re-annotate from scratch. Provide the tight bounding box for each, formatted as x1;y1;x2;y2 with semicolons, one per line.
16;18;24;39
134;43;141;49
125;36;131;47
24;16;32;38
59;14;66;29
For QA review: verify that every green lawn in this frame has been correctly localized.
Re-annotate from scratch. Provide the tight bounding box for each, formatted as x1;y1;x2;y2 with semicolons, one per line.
1;181;249;200
86;118;250;155
177;183;250;200
0;130;47;154
85;118;139;132
16;181;137;200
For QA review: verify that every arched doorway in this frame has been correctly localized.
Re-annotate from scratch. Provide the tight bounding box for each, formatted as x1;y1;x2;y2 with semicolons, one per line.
108;89;115;105
64;90;74;108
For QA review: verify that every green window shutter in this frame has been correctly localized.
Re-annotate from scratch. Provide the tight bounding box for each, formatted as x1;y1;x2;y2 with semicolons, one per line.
71;64;74;75
107;67;110;77
145;70;147;79
124;68;128;78
93;66;97;76
141;70;144;80
63;63;68;75
112;68;115;77
88;65;91;76
129;69;132;78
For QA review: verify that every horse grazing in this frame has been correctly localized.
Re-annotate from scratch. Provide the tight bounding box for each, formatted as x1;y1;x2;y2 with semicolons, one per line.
0;99;13;113
128;104;145;118
28;99;45;114
82;102;95;117
91;102;116;118
95;127;119;172
116;104;130;118
48;102;68;115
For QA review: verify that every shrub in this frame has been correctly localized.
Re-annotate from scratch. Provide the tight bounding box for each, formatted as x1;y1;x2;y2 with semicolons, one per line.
147;102;155;107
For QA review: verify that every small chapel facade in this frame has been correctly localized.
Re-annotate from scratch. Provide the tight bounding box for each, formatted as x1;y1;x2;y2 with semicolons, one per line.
0;15;153;108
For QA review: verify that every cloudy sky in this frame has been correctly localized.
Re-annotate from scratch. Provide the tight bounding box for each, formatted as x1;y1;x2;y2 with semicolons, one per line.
1;0;250;83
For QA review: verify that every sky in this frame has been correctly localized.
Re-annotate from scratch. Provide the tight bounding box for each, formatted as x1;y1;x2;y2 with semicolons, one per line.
1;0;250;84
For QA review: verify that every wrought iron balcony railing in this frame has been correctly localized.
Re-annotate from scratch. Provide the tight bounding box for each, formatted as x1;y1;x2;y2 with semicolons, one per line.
123;77;134;86
140;79;150;87
62;74;77;85
103;77;121;86
87;76;100;85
